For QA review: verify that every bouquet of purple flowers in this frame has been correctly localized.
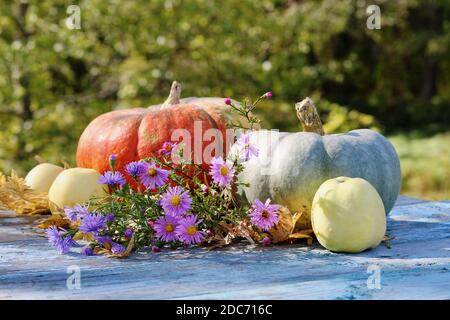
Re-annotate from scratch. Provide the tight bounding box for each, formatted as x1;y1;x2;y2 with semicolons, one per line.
46;93;285;257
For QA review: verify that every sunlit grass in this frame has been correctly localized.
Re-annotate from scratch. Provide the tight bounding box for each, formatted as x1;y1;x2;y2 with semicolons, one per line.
389;132;450;200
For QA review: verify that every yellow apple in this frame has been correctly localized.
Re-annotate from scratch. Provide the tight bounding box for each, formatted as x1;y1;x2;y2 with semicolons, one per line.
25;163;64;193
311;176;386;253
48;168;108;214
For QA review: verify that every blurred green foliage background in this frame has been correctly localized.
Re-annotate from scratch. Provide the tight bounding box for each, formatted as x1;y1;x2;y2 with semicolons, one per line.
0;0;449;199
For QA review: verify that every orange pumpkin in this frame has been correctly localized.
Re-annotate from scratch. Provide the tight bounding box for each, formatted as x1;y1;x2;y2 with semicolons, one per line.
76;82;251;183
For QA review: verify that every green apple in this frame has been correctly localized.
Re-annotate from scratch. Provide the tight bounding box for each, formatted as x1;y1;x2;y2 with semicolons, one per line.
311;176;386;253
48;168;108;214
25;163;64;193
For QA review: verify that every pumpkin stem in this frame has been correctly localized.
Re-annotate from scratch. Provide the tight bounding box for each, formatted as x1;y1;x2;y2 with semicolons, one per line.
295;97;325;136
160;81;181;109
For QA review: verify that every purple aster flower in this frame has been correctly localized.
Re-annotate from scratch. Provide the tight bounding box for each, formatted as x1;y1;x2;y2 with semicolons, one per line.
46;226;75;254
46;226;62;247
125;161;146;179
262;237;272;246
109;154;117;170
249;198;281;231
138;160;169;190
105;213;114;222
154;215;179;242
124;228;133;239
236;133;259;161
79;213;107;235
209;157;235;187
111;242;125;254
58;235;75;254
97;170;126;187
158;141;177;156
152;245;161;253
176;215;206;245
81;246;94;256
263;91;273;98
95;235;112;246
64;208;78;222
160;186;192;216
64;204;89;222
224;98;232;105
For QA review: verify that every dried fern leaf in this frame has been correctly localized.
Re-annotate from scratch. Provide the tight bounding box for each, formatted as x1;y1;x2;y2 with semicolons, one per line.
234;221;260;243
37;214;71;229
289;232;313;239
0;170;50;215
0;172;6;186
207;222;238;250
269;207;304;243
207;232;234;250
110;236;135;258
288;229;314;245
0;199;9;211
92;235;135;258
96;234;135;258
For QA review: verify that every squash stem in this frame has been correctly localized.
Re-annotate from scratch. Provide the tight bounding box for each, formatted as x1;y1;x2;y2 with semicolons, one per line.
295;97;325;136
160;81;181;109
33;155;46;164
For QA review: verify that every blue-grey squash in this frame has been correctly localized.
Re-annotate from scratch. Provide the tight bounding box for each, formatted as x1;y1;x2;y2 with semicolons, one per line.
233;97;401;229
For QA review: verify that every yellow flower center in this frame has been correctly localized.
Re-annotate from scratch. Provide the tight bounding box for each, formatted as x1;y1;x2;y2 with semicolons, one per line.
165;223;174;233
147;167;157;177
261;210;270;219
187;226;197;236
165;145;172;151
219;166;228;176
244;143;250;149
170;195;181;206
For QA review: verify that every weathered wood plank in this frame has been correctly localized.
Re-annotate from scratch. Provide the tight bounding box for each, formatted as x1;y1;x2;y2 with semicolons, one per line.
393;195;427;207
0;196;449;300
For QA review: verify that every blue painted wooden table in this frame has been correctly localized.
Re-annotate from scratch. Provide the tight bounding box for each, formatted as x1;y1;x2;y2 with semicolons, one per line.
1;196;449;300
